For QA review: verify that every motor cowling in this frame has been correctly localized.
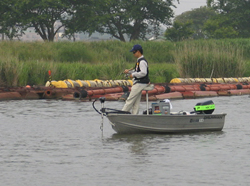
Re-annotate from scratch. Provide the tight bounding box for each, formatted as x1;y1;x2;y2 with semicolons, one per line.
194;100;215;114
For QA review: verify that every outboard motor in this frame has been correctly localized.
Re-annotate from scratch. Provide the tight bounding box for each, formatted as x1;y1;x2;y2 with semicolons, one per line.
194;100;215;114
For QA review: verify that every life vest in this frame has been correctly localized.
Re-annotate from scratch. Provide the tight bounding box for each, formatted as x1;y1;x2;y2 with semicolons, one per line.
134;57;150;84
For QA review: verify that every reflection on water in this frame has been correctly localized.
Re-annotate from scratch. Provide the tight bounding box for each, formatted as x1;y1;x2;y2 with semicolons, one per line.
106;131;225;156
1;96;250;186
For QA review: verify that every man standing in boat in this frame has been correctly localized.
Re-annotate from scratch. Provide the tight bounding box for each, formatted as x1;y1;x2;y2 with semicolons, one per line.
122;44;150;114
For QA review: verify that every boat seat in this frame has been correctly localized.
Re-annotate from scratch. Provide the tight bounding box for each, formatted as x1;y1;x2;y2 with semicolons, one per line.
143;84;155;91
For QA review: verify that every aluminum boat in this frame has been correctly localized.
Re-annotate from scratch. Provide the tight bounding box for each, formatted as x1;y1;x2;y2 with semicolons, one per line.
106;112;226;134
93;96;226;134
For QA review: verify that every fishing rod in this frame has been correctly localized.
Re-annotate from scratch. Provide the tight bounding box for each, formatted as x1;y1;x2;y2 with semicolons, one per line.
119;68;134;80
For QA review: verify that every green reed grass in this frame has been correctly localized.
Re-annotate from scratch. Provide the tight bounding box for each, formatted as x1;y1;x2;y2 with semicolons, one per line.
174;40;246;78
0;40;175;63
0;39;249;86
150;63;178;83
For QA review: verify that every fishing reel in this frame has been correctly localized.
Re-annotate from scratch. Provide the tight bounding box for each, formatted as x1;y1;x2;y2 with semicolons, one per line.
124;73;129;79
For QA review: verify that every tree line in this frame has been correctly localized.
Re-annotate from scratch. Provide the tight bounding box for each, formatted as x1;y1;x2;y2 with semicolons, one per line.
0;0;179;42
1;0;249;42
165;0;250;41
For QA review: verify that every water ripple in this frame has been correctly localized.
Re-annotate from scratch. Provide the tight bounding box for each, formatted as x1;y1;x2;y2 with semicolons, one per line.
0;96;250;186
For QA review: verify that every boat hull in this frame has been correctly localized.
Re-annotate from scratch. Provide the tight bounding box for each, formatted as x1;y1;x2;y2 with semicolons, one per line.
107;114;226;134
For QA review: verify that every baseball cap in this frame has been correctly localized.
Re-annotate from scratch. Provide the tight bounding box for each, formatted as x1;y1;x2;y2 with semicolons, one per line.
130;44;142;52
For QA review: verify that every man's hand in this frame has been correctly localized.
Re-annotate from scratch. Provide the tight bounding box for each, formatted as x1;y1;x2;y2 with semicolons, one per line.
124;69;130;74
124;67;134;74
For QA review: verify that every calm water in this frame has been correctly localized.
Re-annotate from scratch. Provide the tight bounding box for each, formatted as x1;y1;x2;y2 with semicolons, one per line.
0;96;250;186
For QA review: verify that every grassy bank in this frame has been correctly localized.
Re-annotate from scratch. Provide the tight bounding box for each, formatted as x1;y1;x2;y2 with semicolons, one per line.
0;39;249;86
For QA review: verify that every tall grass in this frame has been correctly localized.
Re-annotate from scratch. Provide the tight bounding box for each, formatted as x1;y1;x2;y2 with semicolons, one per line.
0;40;175;63
0;39;249;86
150;63;178;83
174;40;246;78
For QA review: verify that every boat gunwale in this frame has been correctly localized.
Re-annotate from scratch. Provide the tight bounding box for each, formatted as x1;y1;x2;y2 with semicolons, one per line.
107;113;226;134
107;113;227;117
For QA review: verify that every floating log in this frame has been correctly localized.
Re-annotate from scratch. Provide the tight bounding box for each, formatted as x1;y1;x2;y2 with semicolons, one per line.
44;88;75;99
92;93;125;101
181;91;218;99
155;92;183;100
218;89;250;96
0;92;22;100
182;91;195;99
1;78;250;101
61;94;75;101
141;85;166;96
228;89;250;95
193;91;218;98
168;84;200;92
73;86;130;99
23;91;41;99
